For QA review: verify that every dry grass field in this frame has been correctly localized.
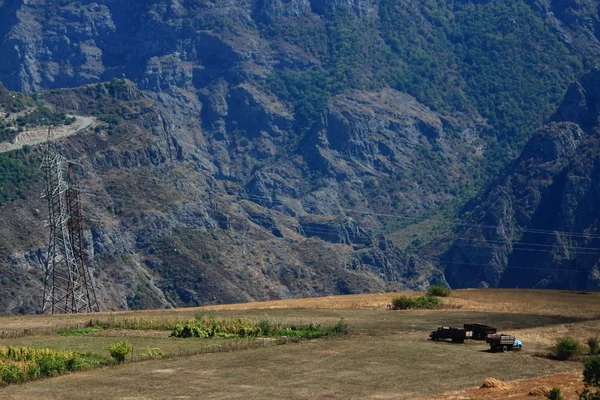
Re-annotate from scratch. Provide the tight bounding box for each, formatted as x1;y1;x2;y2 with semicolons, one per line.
1;289;599;399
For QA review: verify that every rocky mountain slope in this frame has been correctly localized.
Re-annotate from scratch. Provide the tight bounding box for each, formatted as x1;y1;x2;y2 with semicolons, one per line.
0;0;600;313
445;68;600;290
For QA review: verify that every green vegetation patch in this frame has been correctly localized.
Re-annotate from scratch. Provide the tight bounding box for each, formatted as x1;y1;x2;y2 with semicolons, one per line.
391;295;442;310
553;337;582;361
170;315;347;339
0;150;38;207
56;327;103;336
0;346;108;386
548;388;563;400
580;355;600;399
589;337;600;356
263;0;584;178
107;341;132;364
0;82;34;113
14;106;76;128
427;285;451;297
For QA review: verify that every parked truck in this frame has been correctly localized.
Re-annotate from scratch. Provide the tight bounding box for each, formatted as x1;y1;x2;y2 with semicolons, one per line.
430;327;473;343
464;324;497;341
486;334;523;352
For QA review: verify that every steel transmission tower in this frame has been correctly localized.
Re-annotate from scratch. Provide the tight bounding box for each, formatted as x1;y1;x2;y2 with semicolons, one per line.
41;136;99;314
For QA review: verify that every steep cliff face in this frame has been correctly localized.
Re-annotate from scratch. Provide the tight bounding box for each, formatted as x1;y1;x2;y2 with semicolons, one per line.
527;0;600;55
0;76;451;313
445;69;600;290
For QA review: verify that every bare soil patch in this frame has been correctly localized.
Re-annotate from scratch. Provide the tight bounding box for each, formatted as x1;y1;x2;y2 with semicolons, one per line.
421;373;584;400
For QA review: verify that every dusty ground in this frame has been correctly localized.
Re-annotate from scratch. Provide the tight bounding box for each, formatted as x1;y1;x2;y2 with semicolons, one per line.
0;310;579;356
422;373;585;400
0;290;597;399
0;335;581;400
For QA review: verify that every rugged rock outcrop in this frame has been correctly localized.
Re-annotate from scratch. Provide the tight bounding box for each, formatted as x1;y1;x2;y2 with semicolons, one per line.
527;0;600;54
0;77;452;313
445;69;600;290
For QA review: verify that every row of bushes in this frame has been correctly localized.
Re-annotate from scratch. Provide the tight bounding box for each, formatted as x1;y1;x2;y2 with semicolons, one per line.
91;314;349;340
427;286;451;297
391;296;441;310
389;286;450;310
554;337;600;361
0;346;108;386
170;317;348;339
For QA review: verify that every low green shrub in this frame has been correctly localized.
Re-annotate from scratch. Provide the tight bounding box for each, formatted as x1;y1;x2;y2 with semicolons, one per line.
0;363;26;384
107;341;132;364
306;321;322;332
414;296;442;308
584;355;600;388
333;319;348;335
37;355;67;377
57;327;102;336
578;389;600;400
588;338;600;356
548;387;563;400
143;347;165;359
580;355;600;399
554;337;582;360
391;296;416;310
427;285;451;297
391;296;441;310
170;323;210;339
258;318;280;337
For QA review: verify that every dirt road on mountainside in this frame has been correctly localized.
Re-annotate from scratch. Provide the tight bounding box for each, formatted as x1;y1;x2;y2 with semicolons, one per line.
0;115;96;153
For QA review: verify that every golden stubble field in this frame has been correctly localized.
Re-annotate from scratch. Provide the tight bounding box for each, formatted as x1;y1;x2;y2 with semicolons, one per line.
0;289;599;400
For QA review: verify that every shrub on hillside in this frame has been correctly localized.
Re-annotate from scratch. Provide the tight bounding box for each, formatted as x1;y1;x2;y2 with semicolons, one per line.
548;387;563;400
392;296;416;310
414;296;442;308
391;296;441;310
107;341;132;364
427;285;451;297
579;355;600;400
588;338;600;355
554;337;582;360
584;356;600;388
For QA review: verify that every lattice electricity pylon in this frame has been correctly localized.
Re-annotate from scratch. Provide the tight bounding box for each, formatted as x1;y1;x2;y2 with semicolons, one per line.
66;164;100;313
41;138;99;314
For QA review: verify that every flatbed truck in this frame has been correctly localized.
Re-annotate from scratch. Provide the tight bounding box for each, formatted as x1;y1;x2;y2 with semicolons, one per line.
486;334;522;352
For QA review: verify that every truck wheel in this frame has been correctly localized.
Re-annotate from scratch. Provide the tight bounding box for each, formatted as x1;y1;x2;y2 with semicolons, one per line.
502;346;508;353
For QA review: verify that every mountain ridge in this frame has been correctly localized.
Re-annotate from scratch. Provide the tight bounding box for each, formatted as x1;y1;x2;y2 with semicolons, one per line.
1;0;600;313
